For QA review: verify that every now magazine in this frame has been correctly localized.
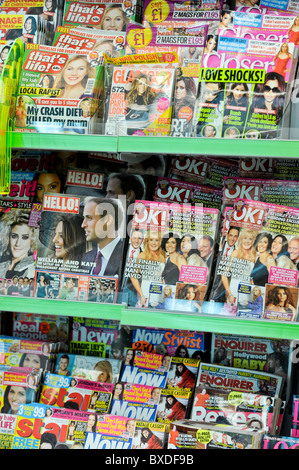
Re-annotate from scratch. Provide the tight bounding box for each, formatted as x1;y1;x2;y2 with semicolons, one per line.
14;44;105;134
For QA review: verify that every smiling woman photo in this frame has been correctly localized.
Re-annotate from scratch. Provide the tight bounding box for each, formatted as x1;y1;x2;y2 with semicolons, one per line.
53;55;96;99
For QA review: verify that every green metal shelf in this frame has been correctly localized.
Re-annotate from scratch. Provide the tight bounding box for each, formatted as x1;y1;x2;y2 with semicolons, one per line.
0;296;122;320
121;308;299;340
1;295;299;340
10;132;299;158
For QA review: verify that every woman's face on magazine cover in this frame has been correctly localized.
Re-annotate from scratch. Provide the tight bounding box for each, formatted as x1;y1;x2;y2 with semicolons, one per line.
36;173;61;202
203;82;219;102
24;18;32;32
10;224;31;260
53;221;67;259
137;77;147;95
241;232;255;250
257;236;269;254
206;37;216;52
263;79;279;105
102;8;125;31
271;236;283;255
8;386;26;414
232;84;246;102
63;58;88;86
180;236;192;255
23;354;41;368
186;287;195;300
165;237;177;254
148;234;161;252
175;80;187;101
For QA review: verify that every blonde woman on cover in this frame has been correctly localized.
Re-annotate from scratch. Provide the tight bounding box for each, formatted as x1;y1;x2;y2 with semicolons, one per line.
93;359;113;383
288;16;299;46
99;4;128;31
221;228;258;305
0;209;38;281
273;43;292;79
129;230;166;308
53;55;96;99
15;96;27;128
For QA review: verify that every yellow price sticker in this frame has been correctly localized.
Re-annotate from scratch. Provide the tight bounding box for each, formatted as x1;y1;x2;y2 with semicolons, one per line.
126;28;153;49
196;429;212;444
144;0;170;24
228;391;244;407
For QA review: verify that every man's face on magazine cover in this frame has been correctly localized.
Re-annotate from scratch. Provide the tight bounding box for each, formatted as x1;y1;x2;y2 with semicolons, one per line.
82;201;101;242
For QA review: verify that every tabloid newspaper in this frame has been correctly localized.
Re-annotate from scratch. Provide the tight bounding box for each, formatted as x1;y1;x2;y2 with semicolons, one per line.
194;37;296;139
167;154;239;188
14;44;105;135
0;366;43;449
167;419;264;449
11;402;99;449
69;317;120;358
196;362;285;398
0;336;58;371
0;207;39;295
143;0;224;26
63;0;143;30
130;326;209;358
291;395;299;438
54;353;122;385
11;312;69;351
132;420;168;449
53;25;126;57
208;197;299;318
120;199;219;311
153;176;222;210
34;193;125;302
239;156;299;180
83;414;136;449
156;388;192;426
262;434;299;449
189;385;282;434
110;382;161;421
39;372;113;413
105;64;176;137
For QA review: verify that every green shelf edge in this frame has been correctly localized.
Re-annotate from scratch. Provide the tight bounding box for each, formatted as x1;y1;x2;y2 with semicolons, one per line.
121;308;299;340
9;132;299;157
0;296;122;320
11;132;119;153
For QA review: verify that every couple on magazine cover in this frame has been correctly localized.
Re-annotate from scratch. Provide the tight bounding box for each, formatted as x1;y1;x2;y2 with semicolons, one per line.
38;196;124;278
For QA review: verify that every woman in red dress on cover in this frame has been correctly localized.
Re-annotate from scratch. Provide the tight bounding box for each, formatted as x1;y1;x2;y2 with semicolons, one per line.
288;16;299;46
273;43;292;79
139;428;163;449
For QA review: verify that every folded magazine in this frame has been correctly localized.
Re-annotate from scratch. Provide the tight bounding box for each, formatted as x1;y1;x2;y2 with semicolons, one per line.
197;362;285;398
130;325;209;357
53;25;126;57
189;385;282;434
11;402;99;449
14;44;105;134
167;419;264;449
39;372;113;413
63;0;143;30
54;353;122;384
110;382;161;421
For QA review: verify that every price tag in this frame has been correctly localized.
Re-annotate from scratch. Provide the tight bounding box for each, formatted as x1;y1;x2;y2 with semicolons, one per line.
126;27;153;48
144;0;170;24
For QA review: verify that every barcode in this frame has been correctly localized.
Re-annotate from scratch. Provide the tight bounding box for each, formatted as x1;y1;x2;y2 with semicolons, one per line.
84;79;95;95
